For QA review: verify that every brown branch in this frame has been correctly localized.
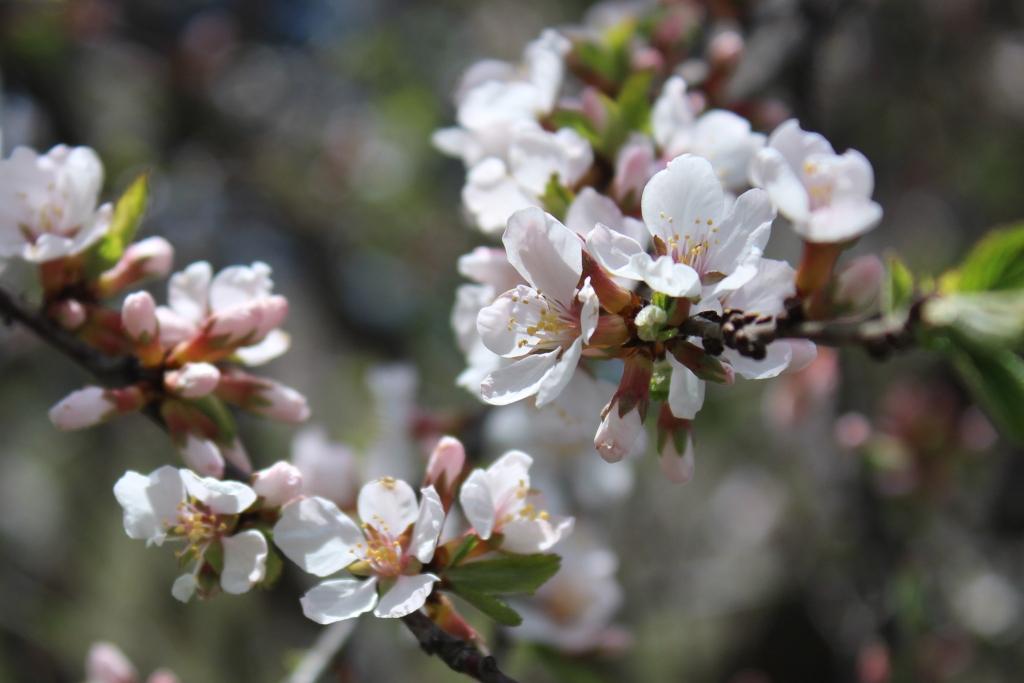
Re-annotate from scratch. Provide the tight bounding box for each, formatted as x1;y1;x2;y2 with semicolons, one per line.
401;613;518;683
0;285;140;386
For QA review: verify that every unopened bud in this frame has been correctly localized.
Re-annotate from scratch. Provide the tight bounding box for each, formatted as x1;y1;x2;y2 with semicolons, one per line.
85;642;137;683
49;387;116;430
146;670;181;683
425;435;466;505
635;304;668;342
164;362;220;399
595;400;643;463
613;137;655;205
709;29;744;67
668;340;735;384
50;299;88;331
180;435;225;478
216;371;310;423
252;461;303;507
121;292;159;342
632;46;664;72
657;405;695;484
833;255;883;314
97;237;174;297
221;438;253;476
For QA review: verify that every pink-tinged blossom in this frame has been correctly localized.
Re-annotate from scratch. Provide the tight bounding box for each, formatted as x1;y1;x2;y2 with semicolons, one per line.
0;144;112;262
459;451;573;553
113;466;266;601
121;291;159;342
214;369;310;423
157;261;291;366
48;386;115;430
85;642;136;683
163;362;221;399
476;208;599;407
273;478;445;622
291;426;360;509
750;119;882;243
251;461;304;508
97;236;174;296
594;403;645;464
424;435;466;506
179;435;225;478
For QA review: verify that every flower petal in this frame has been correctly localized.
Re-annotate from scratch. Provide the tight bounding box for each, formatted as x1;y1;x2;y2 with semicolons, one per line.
642;255;701;298
749;147;810;224
220;529;268;594
411;486;445;563
113;466;184;546
171;573;198;603
459;469;496;539
503;206;582;306
181;470;256;515
667;355;706;419
301;577;379;624
168;261;212;324
273;496;363;577
479;348;560;405
500;515;573;553
535;337;582;407
641;155;725;247
357;477;419;537
373;573;439;619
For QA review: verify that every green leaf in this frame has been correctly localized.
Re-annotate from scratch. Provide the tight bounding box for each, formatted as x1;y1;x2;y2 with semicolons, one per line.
540;175;575;222
548;110;602;146
443;553;560;595
598;71;653;157
187;395;239;443
943;224;1024;293
882;253;914;314
87;173;150;276
261;547;284;587
205;540;224;573
934;332;1024;444
446;535;479;569
922;291;1024;348
449;587;522;626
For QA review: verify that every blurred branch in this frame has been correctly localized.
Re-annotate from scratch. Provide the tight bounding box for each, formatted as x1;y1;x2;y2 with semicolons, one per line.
0;285;139;386
284;621;356;683
401;613;518;683
679;303;921;359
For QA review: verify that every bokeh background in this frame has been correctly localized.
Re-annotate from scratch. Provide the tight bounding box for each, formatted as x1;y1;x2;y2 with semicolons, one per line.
2;0;1024;681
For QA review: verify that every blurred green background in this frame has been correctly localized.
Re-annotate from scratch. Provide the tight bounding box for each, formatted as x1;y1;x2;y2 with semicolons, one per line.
1;1;1023;681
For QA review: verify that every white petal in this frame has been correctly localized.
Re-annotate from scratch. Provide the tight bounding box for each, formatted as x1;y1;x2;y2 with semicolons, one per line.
642;255;701;298
220;529;268;594
765;119;834;172
667;355;706;419
181;470;256;515
273;496;363;577
477;285;559;358
479;348;560;405
577;279;599;343
802;199;883;243
113;466;184;546
706;188;774;277
463;158;537;235
749;147;810;223
651;76;694;150
535;337;582;407
641;155;725;246
168;261;212;324
503;207;582;306
565;187;625;238
660;435;696;484
509;126;592;196
500;516;573;553
459;469;496;539
171;574;197;603
373;573;439;618
357;478;419;537
585;223;648;281
411;486;445;564
301;577;379;624
209;262;273;314
722;344;793;380
235;330;291;366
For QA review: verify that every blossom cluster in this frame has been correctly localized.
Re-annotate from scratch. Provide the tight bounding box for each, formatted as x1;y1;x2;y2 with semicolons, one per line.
441;5;884;483
0;135;308;478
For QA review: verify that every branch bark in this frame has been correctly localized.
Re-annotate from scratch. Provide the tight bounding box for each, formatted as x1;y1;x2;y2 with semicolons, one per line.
401;613;518;683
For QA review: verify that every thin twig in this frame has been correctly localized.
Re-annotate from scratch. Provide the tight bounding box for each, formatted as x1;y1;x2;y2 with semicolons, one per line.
401;613;518;683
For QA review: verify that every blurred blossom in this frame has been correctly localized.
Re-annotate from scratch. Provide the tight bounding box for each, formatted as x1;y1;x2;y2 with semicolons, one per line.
763;347;839;429
951;571;1022;639
291;426;360;510
987;35;1024;119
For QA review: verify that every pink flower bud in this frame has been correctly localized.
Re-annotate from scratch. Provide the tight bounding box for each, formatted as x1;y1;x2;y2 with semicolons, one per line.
256;380;310;422
251;461;303;507
146;670;180;683
580;87;608;130
709;29;744;66
833;255;883;313
85;642;137;683
221;438;253;476
121;292;159;342
594;402;643;463
425;435;466;492
50;299;87;330
632;46;664;71
209;303;262;342
612;137;656;204
252;295;289;340
49;387;115;430
164;362;220;398
180;436;225;478
97;237;175;297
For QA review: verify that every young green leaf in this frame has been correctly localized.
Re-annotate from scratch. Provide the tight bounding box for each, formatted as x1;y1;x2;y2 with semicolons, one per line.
87;173;150;275
882;253;914;314
540;175;575;222
943;223;1024;293
449;587;522;626
443;553;561;595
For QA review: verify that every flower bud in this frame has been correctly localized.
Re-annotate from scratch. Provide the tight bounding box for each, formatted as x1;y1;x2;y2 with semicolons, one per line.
631;46;664;72
49;387;116;430
164;362;220;399
251;461;304;507
833;255;883;314
594;401;643;463
146;670;181;683
49;299;87;331
425;435;466;506
668;340;735;384
96;237;174;297
216;370;310;423
658;405;695;484
612;137;655;205
709;29;744;67
121;292;159;342
221;438;253;476
85;642;137;683
180;435;225;478
635;304;667;342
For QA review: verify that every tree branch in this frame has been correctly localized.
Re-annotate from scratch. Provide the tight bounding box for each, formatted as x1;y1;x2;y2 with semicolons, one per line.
401;613;518;683
0;285;139;386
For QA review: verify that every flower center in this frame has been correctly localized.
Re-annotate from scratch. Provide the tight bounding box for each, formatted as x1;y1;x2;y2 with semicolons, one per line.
171;500;230;556
358;526;406;577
